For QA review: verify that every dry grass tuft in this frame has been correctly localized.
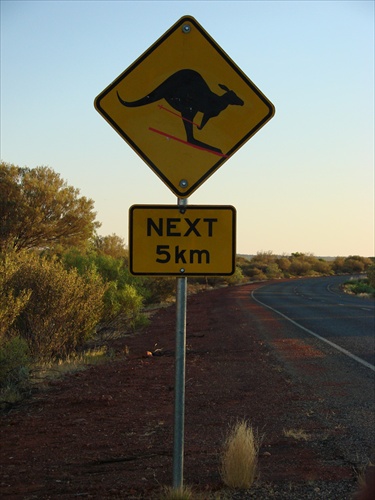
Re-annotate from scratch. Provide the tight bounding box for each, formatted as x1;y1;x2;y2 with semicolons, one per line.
31;346;111;381
282;428;310;441
220;419;260;489
354;461;374;491
160;486;228;499
159;485;197;499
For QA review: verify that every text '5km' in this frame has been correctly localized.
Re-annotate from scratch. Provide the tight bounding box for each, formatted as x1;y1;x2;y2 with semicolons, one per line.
129;205;236;276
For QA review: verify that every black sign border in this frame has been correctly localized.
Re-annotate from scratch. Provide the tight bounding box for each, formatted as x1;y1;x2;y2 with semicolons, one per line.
95;16;275;197
129;204;236;276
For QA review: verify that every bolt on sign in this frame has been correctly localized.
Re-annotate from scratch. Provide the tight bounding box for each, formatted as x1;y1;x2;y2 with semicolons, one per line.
94;16;275;198
129;205;236;276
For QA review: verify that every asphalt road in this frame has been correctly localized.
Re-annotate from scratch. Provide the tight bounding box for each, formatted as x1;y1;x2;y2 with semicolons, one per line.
252;275;375;369
250;275;375;472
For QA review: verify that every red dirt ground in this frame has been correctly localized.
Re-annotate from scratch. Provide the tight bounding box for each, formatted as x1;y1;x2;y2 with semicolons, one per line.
0;283;370;499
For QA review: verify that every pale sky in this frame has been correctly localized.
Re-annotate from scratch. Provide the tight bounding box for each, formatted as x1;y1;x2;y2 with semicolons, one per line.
1;0;374;257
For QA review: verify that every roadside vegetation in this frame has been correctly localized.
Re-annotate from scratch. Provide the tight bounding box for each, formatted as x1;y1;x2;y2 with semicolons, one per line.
159;419;261;497
236;252;373;281
342;278;375;298
220;419;261;489
1;161;374;408
283;428;310;441
342;265;375;298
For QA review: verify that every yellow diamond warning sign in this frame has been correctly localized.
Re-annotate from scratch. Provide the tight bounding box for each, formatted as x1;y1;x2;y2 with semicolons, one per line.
95;16;275;197
129;205;236;276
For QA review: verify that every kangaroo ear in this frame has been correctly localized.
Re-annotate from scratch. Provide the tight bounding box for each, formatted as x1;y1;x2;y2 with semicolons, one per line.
219;84;230;92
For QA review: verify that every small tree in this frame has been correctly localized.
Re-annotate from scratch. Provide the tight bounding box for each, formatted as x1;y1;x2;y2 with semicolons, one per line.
93;233;128;261
0;162;100;252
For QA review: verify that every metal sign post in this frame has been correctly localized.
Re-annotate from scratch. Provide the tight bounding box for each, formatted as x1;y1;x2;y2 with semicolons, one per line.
173;275;187;488
173;198;188;489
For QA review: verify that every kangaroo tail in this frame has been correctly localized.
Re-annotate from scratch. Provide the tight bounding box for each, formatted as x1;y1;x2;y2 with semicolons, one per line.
117;90;158;107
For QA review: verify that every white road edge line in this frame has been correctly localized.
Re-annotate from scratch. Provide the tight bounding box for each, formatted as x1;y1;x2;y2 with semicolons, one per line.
251;290;375;372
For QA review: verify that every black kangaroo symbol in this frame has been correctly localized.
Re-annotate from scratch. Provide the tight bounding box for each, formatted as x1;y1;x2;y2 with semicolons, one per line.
117;69;244;154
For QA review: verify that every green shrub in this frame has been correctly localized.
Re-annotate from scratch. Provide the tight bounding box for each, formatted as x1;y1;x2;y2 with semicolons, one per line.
289;258;312;276
6;252;106;360
367;264;375;288
311;259;332;275
0;336;31;388
249;270;268;281
63;248;149;330
265;263;283;279
0;251;32;339
226;266;245;285
334;255;373;274
102;282;144;329
138;277;176;305
344;279;375;297
62;247;135;288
